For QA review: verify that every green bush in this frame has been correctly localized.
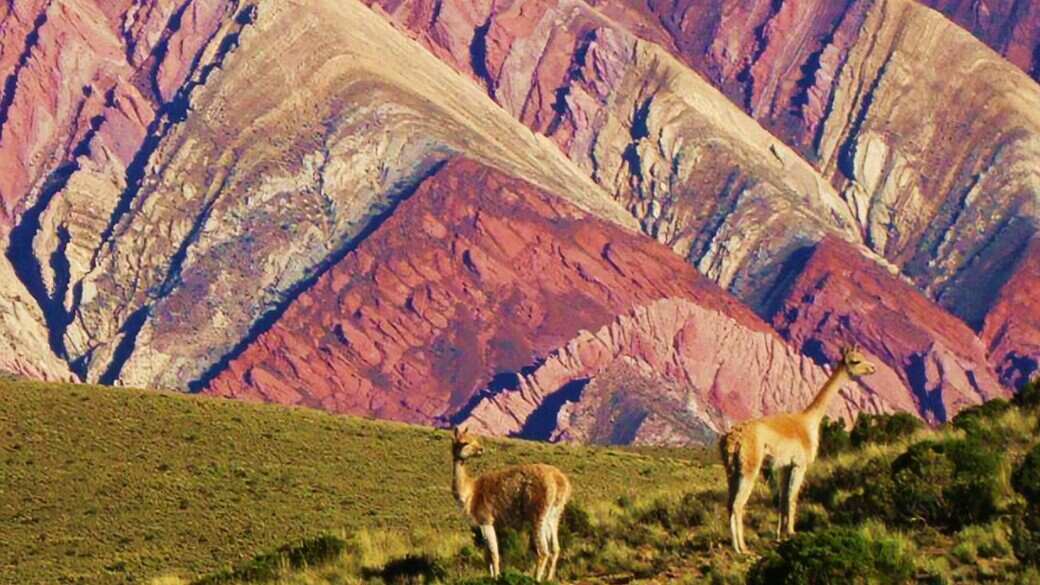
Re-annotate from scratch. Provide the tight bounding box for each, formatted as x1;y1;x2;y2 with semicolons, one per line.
952;399;1015;444
805;456;897;526
818;416;851;459
472;526;529;566
957;398;1013;423
1013;512;1040;567
1014;378;1040;410
1014;444;1040;505
850;412;923;448
636;492;707;531
193;534;347;584
366;553;448;584
559;502;594;550
891;438;1002;530
746;526;915;585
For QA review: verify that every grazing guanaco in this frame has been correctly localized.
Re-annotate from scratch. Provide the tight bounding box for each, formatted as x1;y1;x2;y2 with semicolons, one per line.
451;427;572;581
719;346;877;553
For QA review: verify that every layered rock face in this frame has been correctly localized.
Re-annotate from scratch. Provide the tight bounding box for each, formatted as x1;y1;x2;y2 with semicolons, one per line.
770;238;1009;424
1;0;1038;444
367;0;1040;390
0;0;631;389
981;236;1040;388
460;296;895;443
207;159;866;435
920;0;1040;80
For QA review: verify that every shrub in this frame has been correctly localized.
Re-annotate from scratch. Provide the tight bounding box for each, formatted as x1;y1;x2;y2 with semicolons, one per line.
952;399;1015;444
953;398;1013;427
473;526;528;566
636;493;707;531
192;534;347;584
559;502;594;549
850;412;923;448
1013;513;1040;567
891;438;1003;530
955;523;1012;560
1014;378;1040;410
820;457;898;526
746;525;915;585
365;553;448;584
1015;444;1040;505
818;416;851;459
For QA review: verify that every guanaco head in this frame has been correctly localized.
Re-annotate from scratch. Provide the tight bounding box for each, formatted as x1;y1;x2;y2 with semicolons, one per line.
840;346;877;377
452;426;486;461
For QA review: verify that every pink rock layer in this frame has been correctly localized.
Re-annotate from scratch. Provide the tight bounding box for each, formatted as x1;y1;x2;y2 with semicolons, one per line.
205;158;805;426
460;297;892;443
771;237;1010;424
982;235;1040;389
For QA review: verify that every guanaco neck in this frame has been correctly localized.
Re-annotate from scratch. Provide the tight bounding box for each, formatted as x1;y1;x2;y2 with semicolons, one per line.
453;456;474;511
802;362;850;425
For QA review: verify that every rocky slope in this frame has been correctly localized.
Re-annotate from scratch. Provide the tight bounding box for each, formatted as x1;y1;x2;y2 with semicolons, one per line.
0;0;631;389
367;0;1040;392
769;237;1008;424
981;235;1040;388
207;159;874;437
920;0;1040;80
0;0;1037;443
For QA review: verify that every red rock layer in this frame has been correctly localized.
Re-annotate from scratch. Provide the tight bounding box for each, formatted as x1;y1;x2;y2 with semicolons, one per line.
921;0;1040;80
771;238;1008;423
205;158;770;423
982;235;1040;389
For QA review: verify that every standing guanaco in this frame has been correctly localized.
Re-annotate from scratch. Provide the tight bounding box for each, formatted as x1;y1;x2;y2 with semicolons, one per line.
451;427;571;581
719;346;877;553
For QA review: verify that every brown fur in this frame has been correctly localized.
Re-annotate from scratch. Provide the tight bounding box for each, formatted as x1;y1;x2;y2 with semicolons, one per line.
719;347;877;553
451;428;571;581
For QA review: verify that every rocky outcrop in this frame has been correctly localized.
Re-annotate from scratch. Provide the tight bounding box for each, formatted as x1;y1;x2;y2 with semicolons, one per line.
461;296;896;442
206;159;814;429
551;358;717;447
770;238;1009;423
981;235;1040;388
920;0;1040;81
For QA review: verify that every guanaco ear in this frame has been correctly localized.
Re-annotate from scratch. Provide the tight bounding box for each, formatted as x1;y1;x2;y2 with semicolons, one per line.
453;426;464;440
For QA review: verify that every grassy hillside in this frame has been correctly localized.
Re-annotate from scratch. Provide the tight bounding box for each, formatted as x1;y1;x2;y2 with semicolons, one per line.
5;377;1040;585
164;382;1040;585
0;379;712;584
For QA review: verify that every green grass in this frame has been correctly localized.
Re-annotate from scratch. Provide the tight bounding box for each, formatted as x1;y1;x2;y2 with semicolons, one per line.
0;379;713;584
6;376;1040;584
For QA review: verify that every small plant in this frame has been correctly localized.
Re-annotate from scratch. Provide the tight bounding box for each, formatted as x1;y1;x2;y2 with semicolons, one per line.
952;398;1015;444
850;412;923;448
365;553;448;584
818;416;851;458
955;523;1012;561
1013;513;1040;567
1015;443;1040;505
1014;378;1040;410
746;525;915;584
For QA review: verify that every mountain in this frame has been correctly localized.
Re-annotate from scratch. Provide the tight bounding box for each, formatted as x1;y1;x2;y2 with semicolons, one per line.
0;0;1036;444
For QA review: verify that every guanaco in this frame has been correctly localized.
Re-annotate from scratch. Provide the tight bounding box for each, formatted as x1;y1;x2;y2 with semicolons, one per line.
720;346;877;553
451;427;572;581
